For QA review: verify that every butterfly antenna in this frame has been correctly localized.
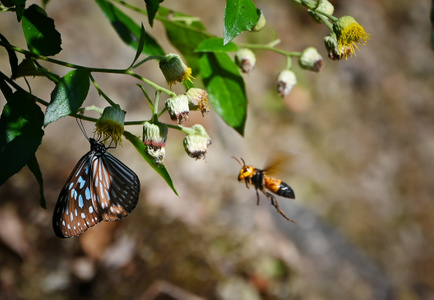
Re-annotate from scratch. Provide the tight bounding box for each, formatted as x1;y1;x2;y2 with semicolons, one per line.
76;114;89;140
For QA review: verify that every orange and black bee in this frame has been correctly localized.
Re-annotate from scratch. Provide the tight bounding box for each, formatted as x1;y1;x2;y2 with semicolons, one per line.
233;157;296;223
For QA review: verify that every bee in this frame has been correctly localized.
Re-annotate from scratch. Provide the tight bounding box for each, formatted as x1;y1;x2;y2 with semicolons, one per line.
233;156;296;223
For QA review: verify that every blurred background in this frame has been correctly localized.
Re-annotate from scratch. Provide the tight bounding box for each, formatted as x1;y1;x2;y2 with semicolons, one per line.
1;0;433;299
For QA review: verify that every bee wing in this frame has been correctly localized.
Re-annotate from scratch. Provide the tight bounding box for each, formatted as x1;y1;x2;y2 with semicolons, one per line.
263;151;295;176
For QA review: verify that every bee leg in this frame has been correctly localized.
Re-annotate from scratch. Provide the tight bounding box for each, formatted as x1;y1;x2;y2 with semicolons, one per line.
255;189;261;206
244;178;251;189
265;192;296;224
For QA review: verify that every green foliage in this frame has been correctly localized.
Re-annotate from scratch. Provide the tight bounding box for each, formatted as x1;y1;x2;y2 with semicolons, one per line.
22;4;62;56
223;0;259;44
0;34;18;78
0;90;44;185
123;131;178;195
27;154;46;209
199;52;247;135
195;38;239;53
145;0;164;27
158;7;209;74
95;0;164;56
44;69;90;126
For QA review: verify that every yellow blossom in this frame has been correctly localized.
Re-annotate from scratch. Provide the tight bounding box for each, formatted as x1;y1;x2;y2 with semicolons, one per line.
333;16;370;59
159;53;194;88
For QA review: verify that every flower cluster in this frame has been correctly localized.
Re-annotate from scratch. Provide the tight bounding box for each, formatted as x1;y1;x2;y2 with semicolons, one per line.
94;53;211;165
156;55;211;163
165;88;209;124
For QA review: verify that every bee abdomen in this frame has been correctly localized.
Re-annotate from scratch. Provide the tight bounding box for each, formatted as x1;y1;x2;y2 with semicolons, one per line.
275;181;295;199
265;177;295;199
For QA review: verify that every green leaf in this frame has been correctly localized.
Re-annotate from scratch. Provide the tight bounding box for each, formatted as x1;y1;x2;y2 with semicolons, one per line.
223;0;258;44
42;0;51;8
22;4;62;56
95;0;164;56
145;0;163;27
195;38;238;53
15;58;45;78
0;72;13;99
123;130;178;196
159;7;209;73
44;69;90;126
27;154;46;209
0;34;18;79
12;0;26;21
199;52;246;135
130;24;146;67
0;0;14;7
0;90;44;185
15;58;61;83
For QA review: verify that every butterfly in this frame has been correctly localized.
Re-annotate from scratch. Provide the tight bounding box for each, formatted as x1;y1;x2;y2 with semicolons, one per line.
52;137;140;238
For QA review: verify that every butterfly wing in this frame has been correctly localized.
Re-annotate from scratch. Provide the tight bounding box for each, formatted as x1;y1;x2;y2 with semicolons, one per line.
91;152;140;221
52;151;102;238
52;140;141;238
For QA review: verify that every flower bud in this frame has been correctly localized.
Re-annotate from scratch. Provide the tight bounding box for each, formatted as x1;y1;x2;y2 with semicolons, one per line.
186;88;210;116
276;70;297;97
324;35;340;60
307;0;334;23
235;49;256;73
143;121;168;149
165;95;190;124
183;125;211;160
95;106;125;145
159;53;194;88
299;47;323;72
251;8;266;32
143;122;168;165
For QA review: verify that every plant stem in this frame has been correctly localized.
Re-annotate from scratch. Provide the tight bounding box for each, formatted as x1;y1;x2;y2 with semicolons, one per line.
126;70;176;97
0;41;175;96
153;90;161;121
89;74;118;107
240;43;301;57
111;0;213;38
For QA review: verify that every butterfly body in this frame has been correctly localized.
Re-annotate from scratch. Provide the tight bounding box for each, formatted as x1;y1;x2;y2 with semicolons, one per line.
53;138;140;238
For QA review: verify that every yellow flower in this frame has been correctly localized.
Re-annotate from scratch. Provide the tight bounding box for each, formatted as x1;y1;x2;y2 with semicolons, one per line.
333;16;370;59
159;53;194;88
95;106;125;146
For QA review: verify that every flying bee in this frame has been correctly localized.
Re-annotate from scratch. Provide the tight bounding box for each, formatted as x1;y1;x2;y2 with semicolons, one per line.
232;157;296;223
